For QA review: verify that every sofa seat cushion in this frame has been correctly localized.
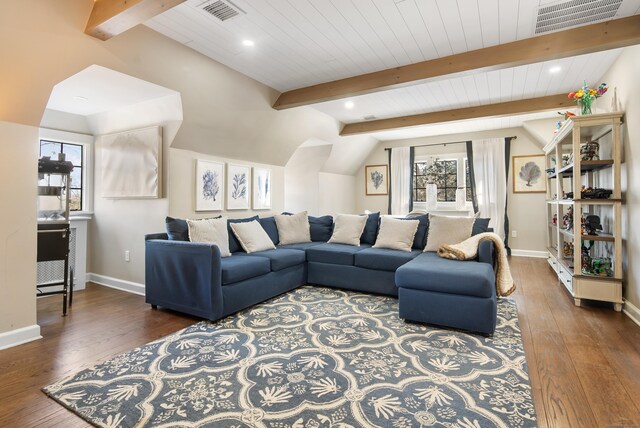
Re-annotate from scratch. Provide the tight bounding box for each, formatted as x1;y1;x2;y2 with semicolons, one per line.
306;243;371;266
220;255;271;285
240;248;306;272
395;252;495;298
278;242;324;252
354;248;421;272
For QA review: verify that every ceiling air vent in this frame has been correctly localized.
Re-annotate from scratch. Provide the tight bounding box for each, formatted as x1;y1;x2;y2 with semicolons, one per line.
535;0;622;34
363;115;377;121
200;0;245;22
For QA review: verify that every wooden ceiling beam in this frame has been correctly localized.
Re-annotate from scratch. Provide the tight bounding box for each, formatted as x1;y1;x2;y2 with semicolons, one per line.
340;94;575;136
274;15;640;110
85;0;186;41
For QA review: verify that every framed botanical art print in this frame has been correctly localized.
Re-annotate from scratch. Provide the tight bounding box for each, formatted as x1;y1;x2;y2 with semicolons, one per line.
252;167;272;210
227;164;250;210
195;160;224;211
365;164;389;195
513;155;546;193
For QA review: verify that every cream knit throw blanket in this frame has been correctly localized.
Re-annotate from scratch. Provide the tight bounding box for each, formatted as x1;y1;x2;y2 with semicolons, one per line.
437;232;516;297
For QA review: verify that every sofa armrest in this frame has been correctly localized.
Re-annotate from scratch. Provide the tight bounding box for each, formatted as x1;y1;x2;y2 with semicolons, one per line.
145;239;224;320
478;240;496;269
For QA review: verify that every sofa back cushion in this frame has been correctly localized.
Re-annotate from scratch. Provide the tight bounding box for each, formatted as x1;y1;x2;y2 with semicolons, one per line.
230;220;276;253
310;215;334;242
373;216;419;252
165;216;189;241
228;216;259;252
400;214;429;249
360;212;380;244
187;217;231;257
424;214;475;252
472;218;491;236
275;211;312;245
329;214;368;246
259;216;279;245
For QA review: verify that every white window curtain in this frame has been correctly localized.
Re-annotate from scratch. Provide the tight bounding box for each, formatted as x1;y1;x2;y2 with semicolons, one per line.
390;146;411;215
471;138;506;239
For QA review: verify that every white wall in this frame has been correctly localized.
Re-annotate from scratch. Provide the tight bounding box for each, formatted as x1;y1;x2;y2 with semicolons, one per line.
0;121;38;341
319;173;357;216
356;127;549;253
596;45;640;311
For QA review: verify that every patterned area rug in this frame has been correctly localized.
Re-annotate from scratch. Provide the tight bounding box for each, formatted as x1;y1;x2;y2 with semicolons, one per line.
43;286;536;428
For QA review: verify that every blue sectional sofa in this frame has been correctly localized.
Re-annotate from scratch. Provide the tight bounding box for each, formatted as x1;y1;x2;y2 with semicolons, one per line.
145;214;497;335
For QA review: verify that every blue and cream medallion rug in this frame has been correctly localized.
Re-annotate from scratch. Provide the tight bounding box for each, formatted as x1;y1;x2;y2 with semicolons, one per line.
43;286;536;427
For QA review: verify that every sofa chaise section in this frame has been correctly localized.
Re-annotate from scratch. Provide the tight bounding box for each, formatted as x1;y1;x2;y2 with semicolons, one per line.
395;251;497;335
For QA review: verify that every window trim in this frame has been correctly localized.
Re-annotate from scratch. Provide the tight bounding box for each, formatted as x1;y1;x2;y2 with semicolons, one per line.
39;129;94;216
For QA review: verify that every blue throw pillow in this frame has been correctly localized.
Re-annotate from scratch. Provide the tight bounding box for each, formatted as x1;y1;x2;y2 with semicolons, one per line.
472;218;491;236
360;212;380;245
259;216;279;245
309;215;333;242
165;216;189;241
400;214;429;249
228;216;259;252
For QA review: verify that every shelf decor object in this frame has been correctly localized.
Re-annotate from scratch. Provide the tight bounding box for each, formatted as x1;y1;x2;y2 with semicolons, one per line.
544;112;624;311
568;82;608;115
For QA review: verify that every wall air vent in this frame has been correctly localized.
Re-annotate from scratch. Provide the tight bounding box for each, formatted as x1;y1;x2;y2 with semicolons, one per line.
535;0;622;34
200;0;245;22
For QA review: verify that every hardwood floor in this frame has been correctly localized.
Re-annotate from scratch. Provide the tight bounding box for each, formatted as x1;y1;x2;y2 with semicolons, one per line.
1;257;639;427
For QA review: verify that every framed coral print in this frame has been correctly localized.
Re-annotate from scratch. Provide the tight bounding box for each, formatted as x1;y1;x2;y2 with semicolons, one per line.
513;155;546;193
252;167;272;210
195;160;224;211
227;164;250;210
365;164;388;195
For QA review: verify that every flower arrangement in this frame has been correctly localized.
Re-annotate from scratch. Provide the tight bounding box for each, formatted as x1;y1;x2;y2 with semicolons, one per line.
568;82;608;115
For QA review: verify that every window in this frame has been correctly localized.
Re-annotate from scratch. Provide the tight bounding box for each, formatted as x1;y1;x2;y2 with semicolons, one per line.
413;159;458;202
413;155;474;205
40;140;84;211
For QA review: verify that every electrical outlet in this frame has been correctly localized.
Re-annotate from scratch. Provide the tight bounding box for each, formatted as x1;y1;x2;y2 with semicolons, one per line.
125;250;130;262
511;230;518;238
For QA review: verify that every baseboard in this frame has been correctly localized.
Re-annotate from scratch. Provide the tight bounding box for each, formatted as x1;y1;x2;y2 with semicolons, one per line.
510;249;548;258
0;324;42;350
87;273;145;296
623;299;640;328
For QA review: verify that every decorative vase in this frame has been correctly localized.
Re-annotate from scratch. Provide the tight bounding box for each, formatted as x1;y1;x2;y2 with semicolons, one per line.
426;183;437;209
455;187;466;210
579;99;593;115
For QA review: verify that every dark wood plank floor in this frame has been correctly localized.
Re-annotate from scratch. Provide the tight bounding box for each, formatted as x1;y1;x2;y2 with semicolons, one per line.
1;257;639;427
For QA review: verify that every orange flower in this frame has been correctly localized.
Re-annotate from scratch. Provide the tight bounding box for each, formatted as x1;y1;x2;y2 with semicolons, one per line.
568;92;575;98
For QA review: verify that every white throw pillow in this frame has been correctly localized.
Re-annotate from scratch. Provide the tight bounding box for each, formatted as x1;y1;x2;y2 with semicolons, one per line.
230;220;276;253
274;211;311;245
328;214;368;246
373;216;419;252
424;214;475;252
187;217;231;257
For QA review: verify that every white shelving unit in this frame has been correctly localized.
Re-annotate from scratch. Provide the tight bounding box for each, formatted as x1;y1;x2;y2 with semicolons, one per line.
543;112;624;311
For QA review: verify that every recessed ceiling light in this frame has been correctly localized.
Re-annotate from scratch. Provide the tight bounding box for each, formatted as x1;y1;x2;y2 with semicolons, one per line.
242;39;255;47
73;95;88;101
344;101;354;109
549;66;562;74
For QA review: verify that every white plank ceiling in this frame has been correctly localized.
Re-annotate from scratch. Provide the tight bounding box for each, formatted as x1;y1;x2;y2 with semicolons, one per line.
146;0;640;137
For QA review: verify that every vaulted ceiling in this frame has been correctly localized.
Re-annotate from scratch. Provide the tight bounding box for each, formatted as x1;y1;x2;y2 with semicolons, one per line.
145;0;640;139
